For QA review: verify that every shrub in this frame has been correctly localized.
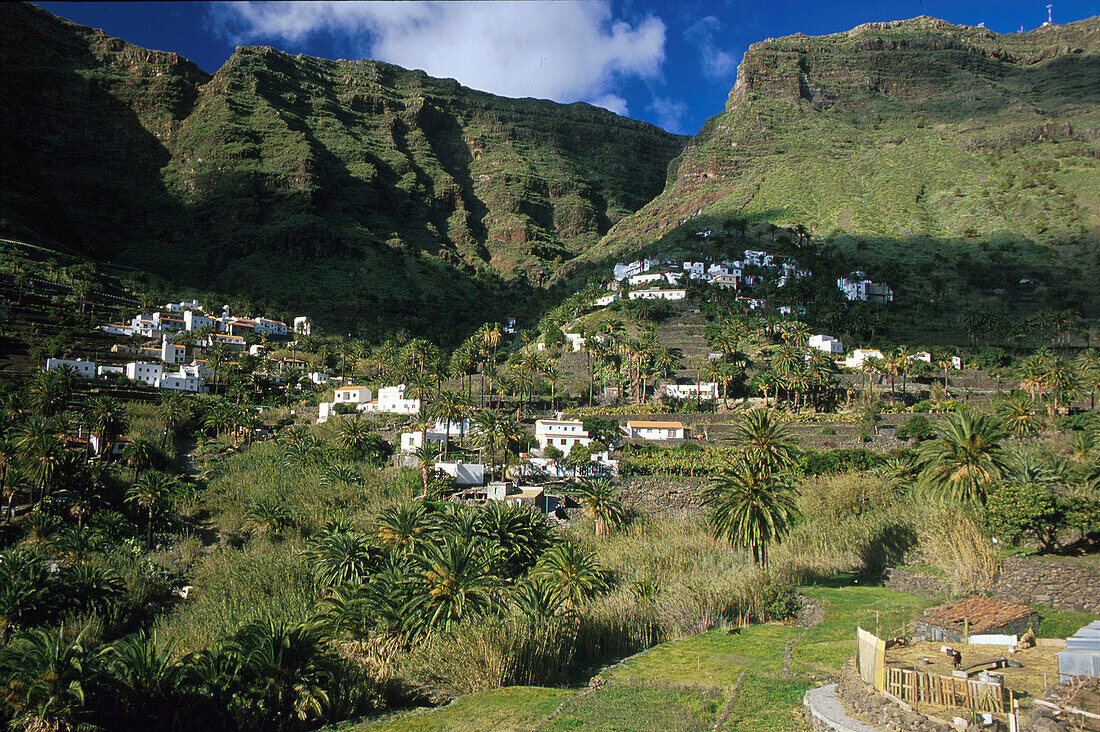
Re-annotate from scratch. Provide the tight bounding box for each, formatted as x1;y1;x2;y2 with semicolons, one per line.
895;415;934;442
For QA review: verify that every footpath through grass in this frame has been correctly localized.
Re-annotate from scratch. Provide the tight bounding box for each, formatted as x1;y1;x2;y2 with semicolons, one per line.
354;585;935;732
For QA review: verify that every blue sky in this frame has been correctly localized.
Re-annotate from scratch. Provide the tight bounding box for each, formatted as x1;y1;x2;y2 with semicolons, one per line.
36;1;1098;135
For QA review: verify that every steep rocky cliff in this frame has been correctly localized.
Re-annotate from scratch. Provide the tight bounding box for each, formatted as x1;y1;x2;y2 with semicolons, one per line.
598;17;1100;275
0;3;683;334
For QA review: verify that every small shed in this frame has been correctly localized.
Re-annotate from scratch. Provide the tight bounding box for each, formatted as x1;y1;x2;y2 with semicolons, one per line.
1059;620;1100;682
912;597;1039;643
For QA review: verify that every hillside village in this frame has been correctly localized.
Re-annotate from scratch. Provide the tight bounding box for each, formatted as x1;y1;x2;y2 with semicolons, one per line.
0;5;1097;732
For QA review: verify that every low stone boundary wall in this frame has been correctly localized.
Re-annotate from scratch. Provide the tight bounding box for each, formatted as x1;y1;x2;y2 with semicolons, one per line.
994;555;1100;615
885;556;1100;615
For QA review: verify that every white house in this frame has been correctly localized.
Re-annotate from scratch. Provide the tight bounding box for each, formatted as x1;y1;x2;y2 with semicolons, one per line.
183;310;215;332
158;371;204;392
400;430;448;453
843;349;885;369
309;372;330;385
564;333;585;352
629;272;665;287
623;420;688;440
808;334;844;354
665;382;719;400
96;365;124;377
46;358;96;378
628;288;686;301
125;362;163;386
534;419;591;454
333;386;372;404
712;273;740;289
99;324;133;336
837;272;894;303
361;385;421;415
293;316;312;337
594;293;621;307
911;351;933;364
436;461;484;487
165;300;201;313
952;356;963;370
743;250;774;267
160;339;186;365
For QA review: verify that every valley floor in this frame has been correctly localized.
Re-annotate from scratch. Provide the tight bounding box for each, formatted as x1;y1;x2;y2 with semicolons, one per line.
347;586;935;732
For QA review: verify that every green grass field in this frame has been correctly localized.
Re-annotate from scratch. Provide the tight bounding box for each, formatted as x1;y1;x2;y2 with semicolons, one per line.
345;585;939;731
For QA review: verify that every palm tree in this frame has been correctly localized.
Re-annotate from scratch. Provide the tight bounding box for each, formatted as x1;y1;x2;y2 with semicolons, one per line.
403;540;500;636
375;502;435;554
337;418;373;455
575;479;625;538
703;454;800;569
730;408;799;472
430;390;470;457
157;392;191;448
1077;349;1100;410
0;628;100;731
83;395;128;460
228;620;338;730
996;395;1044;439
541;360;561;412
126;471;179;550
0;550;51;640
471;410;510;481
102;631;185;729
917;411;1010;506
532;542;606;610
122;438;161;471
412;444;441;498
304;529;380;588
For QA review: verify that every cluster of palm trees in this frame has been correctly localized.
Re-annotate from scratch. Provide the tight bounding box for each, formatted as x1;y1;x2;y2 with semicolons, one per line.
1016;349;1100;413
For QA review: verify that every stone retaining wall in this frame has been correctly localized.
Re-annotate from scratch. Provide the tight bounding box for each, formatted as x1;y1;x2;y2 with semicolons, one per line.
830;662;980;732
882;569;953;599
994;555;1100;615
885;557;1100;616
619;476;706;518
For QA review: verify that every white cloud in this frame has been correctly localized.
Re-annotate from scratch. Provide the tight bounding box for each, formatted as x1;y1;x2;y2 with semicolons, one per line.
648;96;689;135
590;94;630;116
210;1;666;114
684;16;738;79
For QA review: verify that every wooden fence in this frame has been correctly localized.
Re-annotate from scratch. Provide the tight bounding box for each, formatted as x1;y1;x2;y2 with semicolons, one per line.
857;627;1007;715
884;667;1006;714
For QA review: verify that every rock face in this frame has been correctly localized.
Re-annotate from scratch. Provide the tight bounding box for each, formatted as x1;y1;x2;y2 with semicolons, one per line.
600;16;1100;264
0;3;683;334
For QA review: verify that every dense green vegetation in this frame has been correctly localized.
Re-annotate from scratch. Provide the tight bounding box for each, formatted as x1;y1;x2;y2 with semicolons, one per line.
0;3;683;339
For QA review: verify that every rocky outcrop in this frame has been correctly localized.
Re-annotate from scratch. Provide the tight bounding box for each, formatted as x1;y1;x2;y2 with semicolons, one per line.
599;15;1100;264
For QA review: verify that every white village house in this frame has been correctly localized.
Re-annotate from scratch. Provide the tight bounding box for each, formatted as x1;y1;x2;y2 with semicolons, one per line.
534;419;592;454
808;334;844;354
623;420;688;441
843;349;885;369
628;288;687;302
837;272;894;303
46;358;96;378
665;382;720;401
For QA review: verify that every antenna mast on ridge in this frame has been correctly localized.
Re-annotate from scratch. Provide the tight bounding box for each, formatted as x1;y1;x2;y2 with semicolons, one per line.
1044;4;1053;26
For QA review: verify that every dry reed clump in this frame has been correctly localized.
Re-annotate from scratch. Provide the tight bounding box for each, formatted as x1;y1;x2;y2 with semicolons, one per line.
911;506;1000;592
155;540;316;656
770;471;918;583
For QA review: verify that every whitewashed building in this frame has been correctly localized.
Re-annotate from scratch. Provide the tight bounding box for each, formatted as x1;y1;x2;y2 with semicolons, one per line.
628;272;665;287
623;420;688;440
843;349;885;369
183;310;215;332
293;316;312;336
161;339;186;365
361;385;421;415
400;430;448;453
628;288;686;301
665;382;719;400
534;419;592;454
333;386;372;404
158;371;204;392
837;272;894;303
808;334;844;354
46;358;96;378
125;362;163;386
594;293;621;307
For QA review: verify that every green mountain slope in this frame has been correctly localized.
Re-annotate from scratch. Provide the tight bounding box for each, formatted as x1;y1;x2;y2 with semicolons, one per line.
0;3;684;337
597;17;1100;289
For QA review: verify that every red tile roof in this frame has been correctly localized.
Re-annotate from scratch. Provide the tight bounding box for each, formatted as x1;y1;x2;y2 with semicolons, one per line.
918;597;1036;635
